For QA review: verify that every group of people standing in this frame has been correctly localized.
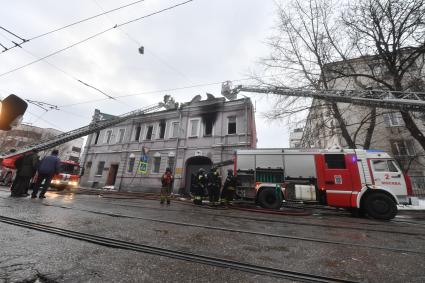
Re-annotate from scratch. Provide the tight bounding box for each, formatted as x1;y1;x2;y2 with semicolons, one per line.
191;168;238;206
11;149;61;199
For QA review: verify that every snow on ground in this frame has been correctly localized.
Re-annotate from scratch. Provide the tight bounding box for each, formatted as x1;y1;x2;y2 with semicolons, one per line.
398;198;425;210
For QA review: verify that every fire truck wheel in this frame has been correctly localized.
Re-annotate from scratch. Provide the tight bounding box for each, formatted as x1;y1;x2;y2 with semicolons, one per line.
364;193;397;220
258;187;283;209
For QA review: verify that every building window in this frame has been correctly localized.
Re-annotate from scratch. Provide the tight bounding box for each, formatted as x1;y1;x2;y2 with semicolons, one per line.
170;122;180;138
128;157;135;173
158;121;166;139
152;156;161;173
167;156;175;170
383;112;402;127
324;154;346;169
204;119;214;136
86;161;92;174
227;116;236;134
96;161;105;175
118;129;125;143
105;130;113;144
71;146;81;153
391;140;415;156
189;119;200;137
94;131;100;145
145;125;154;140
135;125;141;141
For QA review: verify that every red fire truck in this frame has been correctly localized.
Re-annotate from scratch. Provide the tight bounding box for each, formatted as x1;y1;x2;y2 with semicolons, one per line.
234;148;413;220
0;157;80;190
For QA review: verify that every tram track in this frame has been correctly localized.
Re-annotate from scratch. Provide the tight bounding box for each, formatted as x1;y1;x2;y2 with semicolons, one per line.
1;191;424;237
55;193;425;235
4;199;424;255
0;215;359;283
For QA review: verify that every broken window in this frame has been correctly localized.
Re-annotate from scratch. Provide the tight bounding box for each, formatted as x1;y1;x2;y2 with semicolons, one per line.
145;125;153;140
118;129;125;143
135;125;141;141
167;156;175;170
158;121;166;139
204;120;213;136
105;130;113;144
94;131;100;144
227;116;236;134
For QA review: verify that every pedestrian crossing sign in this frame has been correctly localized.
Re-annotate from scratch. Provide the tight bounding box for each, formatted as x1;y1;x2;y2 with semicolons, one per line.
138;161;148;174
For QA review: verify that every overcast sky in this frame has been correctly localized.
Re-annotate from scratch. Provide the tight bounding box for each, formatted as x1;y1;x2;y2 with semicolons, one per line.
0;0;295;147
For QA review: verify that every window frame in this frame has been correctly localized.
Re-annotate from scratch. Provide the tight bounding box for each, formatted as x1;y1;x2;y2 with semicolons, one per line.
169;121;180;139
134;125;142;141
104;130;113;144
188;118;201;138
117;128;126;143
227;116;237;135
145;124;154;140
152;156;161;174
157;121;167;139
96;161;105;176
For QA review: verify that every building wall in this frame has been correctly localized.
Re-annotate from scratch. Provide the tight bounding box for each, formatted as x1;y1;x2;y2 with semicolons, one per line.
0;124;84;162
80;97;256;193
301;56;425;177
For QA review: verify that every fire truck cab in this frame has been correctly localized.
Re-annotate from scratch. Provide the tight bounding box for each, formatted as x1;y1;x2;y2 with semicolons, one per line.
50;160;81;190
234;148;413;220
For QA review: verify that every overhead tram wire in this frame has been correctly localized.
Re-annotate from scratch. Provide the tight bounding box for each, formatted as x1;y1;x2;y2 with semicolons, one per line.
0;0;146;54
0;32;131;109
0;0;195;78
59;75;278;108
92;0;194;84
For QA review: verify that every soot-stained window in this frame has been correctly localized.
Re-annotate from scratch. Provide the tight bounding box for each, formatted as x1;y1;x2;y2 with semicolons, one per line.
158;120;166;139
145;125;153;140
228;116;236;135
135;125;141;141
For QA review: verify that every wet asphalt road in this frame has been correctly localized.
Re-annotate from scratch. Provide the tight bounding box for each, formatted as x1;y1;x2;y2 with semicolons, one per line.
1;186;425;283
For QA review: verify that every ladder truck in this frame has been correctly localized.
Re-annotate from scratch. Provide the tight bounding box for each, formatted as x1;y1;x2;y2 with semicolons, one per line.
0;97;178;185
220;81;425;220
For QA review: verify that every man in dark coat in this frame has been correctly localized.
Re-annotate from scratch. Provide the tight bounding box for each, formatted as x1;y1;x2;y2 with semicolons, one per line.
191;168;207;205
32;149;60;199
207;167;221;206
11;150;38;197
220;169;237;205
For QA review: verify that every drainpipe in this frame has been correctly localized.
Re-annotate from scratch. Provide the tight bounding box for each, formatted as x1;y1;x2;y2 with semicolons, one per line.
173;108;182;195
245;97;248;148
118;120;135;192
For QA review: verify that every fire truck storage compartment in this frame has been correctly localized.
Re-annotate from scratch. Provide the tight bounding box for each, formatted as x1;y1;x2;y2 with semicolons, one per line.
283;154;316;179
285;183;317;201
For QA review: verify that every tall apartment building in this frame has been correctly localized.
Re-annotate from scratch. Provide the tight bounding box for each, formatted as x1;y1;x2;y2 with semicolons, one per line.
301;53;425;184
0;123;84;162
80;95;257;193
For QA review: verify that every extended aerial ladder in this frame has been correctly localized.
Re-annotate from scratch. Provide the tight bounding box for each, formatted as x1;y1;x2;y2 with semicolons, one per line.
221;81;425;112
0;97;177;160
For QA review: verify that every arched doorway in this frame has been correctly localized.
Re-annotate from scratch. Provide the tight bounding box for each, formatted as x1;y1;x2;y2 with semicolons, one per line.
184;156;213;194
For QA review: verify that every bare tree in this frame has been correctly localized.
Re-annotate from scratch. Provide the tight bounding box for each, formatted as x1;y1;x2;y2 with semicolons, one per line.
340;0;425;151
262;0;378;149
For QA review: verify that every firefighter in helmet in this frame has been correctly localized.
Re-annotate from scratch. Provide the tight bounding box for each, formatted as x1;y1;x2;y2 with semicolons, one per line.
160;167;173;205
220;169;237;205
191;168;207;205
207;167;221;206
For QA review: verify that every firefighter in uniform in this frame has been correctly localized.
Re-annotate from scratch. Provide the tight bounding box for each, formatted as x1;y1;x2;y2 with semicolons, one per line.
207;167;221;206
160;167;173;205
220;169;237;205
191;168;207;205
